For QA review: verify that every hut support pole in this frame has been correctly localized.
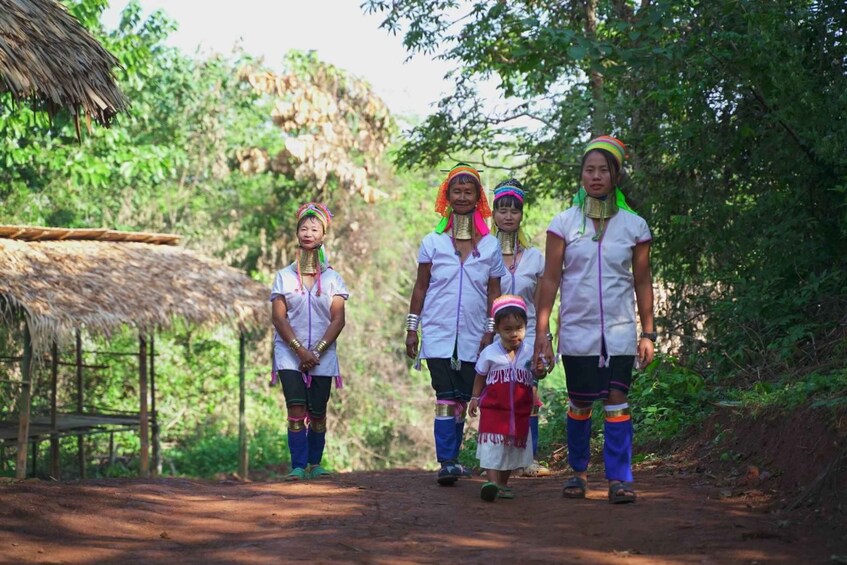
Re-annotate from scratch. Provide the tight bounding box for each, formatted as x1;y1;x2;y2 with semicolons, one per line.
151;334;160;476
15;320;33;479
50;341;60;479
76;330;85;479
139;334;149;478
238;331;248;480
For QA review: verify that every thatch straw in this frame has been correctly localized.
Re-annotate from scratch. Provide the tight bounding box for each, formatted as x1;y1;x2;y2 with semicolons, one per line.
0;228;269;358
0;0;129;127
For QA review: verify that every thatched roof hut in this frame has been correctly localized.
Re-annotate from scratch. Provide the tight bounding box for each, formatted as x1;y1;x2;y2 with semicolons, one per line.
1;225;268;479
0;225;268;356
0;0;129;127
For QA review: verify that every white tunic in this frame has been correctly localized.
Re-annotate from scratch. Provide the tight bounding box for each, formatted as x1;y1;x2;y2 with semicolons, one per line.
270;264;350;376
418;232;507;362
499;246;544;343
547;207;652;357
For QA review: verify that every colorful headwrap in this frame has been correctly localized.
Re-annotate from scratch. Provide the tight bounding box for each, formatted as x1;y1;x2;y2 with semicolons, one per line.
583;135;627;168
493;181;525;204
296;202;332;232
491;294;527;318
434;163;492;236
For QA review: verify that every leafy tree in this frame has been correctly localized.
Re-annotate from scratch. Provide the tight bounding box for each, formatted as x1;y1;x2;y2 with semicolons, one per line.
364;0;847;379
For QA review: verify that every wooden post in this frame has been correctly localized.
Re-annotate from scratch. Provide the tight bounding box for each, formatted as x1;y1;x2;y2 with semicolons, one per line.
76;330;86;479
238;331;248;480
139;334;149;478
15;319;33;479
50;340;60;480
150;334;160;476
108;432;115;468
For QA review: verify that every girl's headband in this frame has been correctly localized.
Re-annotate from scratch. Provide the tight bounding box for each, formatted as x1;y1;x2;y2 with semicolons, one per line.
491;294;527;317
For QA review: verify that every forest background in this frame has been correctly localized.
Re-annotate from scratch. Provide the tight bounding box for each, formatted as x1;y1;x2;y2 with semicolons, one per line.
1;0;845;485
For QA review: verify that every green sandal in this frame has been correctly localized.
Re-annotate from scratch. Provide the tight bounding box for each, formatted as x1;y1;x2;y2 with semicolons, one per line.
562;476;587;499
608;481;636;504
286;467;307;481
480;482;499;502
497;487;515;499
308;465;332;479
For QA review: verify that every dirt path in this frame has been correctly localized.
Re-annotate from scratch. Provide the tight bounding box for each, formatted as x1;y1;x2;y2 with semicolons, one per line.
0;468;844;564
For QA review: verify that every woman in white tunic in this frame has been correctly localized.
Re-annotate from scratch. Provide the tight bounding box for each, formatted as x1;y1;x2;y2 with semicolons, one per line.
271;203;349;481
490;179;548;476
534;136;656;503
405;163;507;486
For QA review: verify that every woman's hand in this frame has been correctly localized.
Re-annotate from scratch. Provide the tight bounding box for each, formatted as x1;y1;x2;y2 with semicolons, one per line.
297;348;320;372
468;397;480;418
637;338;654;368
405;330;419;359
479;332;495;353
533;338;555;379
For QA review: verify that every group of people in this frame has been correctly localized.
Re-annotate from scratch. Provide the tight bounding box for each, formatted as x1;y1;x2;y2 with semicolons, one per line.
269;135;656;504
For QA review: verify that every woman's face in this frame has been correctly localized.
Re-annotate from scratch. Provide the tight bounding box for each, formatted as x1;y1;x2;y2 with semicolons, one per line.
447;180;478;215
297;216;324;249
493;203;523;233
581;151;616;198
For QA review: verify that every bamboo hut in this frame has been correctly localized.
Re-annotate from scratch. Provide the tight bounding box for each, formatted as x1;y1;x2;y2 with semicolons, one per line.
0;0;129;132
0;225;268;479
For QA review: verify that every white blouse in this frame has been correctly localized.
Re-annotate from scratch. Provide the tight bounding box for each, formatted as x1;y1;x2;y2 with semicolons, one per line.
270;265;350;376
499;246;544;344
547;207;651;357
417;232;507;362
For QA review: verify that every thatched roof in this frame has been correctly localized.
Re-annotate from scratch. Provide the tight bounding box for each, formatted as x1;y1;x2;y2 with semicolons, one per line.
0;0;129;128
0;226;269;355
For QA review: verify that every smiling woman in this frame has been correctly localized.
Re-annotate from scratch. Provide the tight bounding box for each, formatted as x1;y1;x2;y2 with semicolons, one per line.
405;163;506;486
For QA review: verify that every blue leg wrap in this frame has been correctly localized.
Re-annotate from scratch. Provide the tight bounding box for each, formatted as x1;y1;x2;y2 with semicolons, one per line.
307;429;326;466
434;417;457;464
530;414;539;457
603;418;634;482
287;428;308;470
567;414;592;473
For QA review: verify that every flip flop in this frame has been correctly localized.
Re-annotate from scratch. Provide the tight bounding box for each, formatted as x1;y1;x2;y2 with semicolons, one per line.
497;487;515;499
480;482;499;502
608;481;637;504
562;476;587;499
286;467;307;481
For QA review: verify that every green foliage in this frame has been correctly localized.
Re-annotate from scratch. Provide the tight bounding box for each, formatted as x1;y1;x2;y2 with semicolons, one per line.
365;0;847;386
629;355;710;442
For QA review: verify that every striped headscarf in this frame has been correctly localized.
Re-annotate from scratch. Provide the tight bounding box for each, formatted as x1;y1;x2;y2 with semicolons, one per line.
583;135;626;168
296;202;332;232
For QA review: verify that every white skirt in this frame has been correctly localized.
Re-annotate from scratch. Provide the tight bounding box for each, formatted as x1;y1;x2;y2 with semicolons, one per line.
476;430;534;471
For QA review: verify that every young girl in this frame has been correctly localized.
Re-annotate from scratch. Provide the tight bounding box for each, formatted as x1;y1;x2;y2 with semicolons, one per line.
469;295;543;501
271;202;349;481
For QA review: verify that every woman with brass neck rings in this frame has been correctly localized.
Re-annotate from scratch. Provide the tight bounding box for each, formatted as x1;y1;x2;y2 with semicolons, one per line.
405;163;507;486
271;203;349;481
534;136;656;503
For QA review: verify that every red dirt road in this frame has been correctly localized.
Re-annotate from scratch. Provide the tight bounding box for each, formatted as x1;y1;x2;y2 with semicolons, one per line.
0;469;844;564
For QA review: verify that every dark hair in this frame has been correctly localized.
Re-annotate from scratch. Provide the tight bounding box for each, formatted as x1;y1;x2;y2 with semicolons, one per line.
494;306;528;326
581;148;621;181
